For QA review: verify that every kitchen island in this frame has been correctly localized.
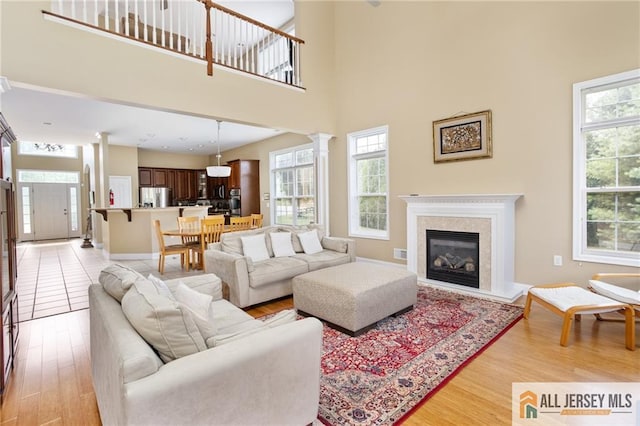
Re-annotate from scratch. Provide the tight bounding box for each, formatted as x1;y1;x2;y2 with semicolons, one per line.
94;206;209;259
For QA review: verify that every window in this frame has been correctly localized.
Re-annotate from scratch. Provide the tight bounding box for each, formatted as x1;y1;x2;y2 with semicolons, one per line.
348;125;389;239
19;141;78;158
270;145;315;225
573;69;640;267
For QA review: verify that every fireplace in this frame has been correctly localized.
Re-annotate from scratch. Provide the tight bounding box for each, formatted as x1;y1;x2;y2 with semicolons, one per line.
400;194;526;302
426;229;479;288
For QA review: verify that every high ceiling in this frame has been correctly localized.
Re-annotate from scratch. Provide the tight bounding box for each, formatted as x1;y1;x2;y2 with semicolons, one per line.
0;0;295;156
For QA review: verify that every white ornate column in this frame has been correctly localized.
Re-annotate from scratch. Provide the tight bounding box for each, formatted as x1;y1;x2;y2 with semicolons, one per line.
308;133;333;235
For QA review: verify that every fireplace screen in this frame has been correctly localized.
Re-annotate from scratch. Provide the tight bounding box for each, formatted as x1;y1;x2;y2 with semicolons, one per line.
426;229;480;288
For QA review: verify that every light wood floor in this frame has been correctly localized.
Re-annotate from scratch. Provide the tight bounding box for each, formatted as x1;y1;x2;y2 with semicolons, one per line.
1;295;637;425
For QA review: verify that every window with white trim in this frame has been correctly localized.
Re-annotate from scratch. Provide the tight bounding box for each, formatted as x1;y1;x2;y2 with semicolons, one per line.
573;69;640;267
348;125;389;239
19;141;78;158
270;144;315;226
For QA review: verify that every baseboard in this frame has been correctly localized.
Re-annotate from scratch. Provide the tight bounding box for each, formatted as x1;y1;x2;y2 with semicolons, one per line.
355;256;408;269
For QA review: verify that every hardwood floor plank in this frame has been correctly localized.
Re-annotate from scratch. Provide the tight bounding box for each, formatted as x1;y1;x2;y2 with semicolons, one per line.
2;291;637;425
15;394;40;426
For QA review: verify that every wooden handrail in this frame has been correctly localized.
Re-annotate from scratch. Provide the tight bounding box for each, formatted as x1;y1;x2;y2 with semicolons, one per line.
43;1;305;87
198;0;304;44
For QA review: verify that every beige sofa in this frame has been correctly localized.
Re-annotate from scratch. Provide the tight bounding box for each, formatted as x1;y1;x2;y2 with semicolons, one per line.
89;264;323;426
205;225;356;308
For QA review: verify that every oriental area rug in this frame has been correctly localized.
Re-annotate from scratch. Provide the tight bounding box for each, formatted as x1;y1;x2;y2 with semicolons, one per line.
316;285;523;425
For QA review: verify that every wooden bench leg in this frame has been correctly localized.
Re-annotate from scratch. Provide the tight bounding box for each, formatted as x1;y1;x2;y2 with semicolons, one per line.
560;311;574;347
523;293;533;319
623;306;636;351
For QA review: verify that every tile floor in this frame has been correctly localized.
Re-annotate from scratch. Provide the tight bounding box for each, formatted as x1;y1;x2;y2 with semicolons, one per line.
16;238;202;321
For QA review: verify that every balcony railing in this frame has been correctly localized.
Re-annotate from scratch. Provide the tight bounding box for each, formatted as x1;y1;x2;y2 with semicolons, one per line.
46;0;304;88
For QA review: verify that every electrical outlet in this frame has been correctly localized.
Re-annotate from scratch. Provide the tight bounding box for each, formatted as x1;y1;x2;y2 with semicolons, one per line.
553;255;563;266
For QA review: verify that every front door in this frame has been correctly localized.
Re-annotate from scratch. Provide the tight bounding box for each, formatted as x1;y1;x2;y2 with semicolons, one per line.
18;183;82;241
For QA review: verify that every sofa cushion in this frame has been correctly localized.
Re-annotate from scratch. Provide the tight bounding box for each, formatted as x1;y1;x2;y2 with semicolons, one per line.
174;282;217;339
207;309;298;347
147;274;175;299
270;232;296;257
321;237;349;254
122;279;207;363
241;234;270;262
99;263;145;302
248;257;309;289
295;250;353;271
298;230;323;255
211;299;258;332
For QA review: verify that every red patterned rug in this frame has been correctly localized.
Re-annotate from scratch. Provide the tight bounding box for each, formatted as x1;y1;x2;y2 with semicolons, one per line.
316;284;523;425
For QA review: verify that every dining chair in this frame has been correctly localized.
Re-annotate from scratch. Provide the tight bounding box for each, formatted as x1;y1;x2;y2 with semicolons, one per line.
177;216;201;268
230;216;253;232
251;213;263;228
153;219;190;275
197;215;225;271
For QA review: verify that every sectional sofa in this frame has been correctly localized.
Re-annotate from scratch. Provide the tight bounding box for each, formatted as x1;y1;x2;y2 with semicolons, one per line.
204;224;356;308
89;264;323;425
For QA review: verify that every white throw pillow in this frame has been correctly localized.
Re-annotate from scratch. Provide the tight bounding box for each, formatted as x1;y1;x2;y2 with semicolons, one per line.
270;232;296;257
298;230;323;255
99;263;145;302
241;234;270;262
147;274;175;300
589;280;640;305
121;279;206;363
174;282;217;339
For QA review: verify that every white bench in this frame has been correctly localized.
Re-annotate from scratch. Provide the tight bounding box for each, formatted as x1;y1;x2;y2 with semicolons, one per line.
524;282;635;350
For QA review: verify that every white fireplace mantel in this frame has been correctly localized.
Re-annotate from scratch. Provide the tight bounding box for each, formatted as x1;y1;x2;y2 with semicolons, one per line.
400;194;526;302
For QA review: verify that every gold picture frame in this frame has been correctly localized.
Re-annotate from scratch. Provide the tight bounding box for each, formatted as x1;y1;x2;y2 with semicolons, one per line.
433;110;492;163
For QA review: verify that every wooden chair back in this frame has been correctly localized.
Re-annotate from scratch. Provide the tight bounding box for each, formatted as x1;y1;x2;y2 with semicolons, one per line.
201;216;225;247
154;219;190;274
230;216;253;232
154;219;168;251
251;213;263;228
177;215;200;245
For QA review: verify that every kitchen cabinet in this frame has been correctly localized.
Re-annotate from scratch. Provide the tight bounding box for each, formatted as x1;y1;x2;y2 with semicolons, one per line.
152;169;168;187
197;170;208;199
174;169;198;200
139;168;153;187
227;159;260;216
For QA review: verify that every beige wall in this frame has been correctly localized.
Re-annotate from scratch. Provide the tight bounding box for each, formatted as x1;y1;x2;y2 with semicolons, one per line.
0;1;336;135
2;1;638;288
330;1;639;285
138;149;210;169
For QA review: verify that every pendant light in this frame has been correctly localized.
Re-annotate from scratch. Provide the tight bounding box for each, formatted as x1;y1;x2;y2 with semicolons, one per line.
206;120;231;177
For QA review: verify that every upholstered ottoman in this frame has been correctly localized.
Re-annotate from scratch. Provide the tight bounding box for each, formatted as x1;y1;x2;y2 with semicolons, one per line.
293;262;418;336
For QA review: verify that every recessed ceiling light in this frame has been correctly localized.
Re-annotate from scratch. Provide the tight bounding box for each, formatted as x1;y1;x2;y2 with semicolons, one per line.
162;145;168;149
43;122;52;126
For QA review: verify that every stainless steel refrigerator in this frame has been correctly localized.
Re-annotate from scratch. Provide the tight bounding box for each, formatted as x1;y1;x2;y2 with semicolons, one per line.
140;187;171;208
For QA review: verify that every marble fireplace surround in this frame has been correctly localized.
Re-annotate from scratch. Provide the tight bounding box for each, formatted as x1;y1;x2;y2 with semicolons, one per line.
400;194;526;302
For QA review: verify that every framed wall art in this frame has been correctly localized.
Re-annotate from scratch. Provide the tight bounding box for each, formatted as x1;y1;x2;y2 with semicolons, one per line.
432;110;492;163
